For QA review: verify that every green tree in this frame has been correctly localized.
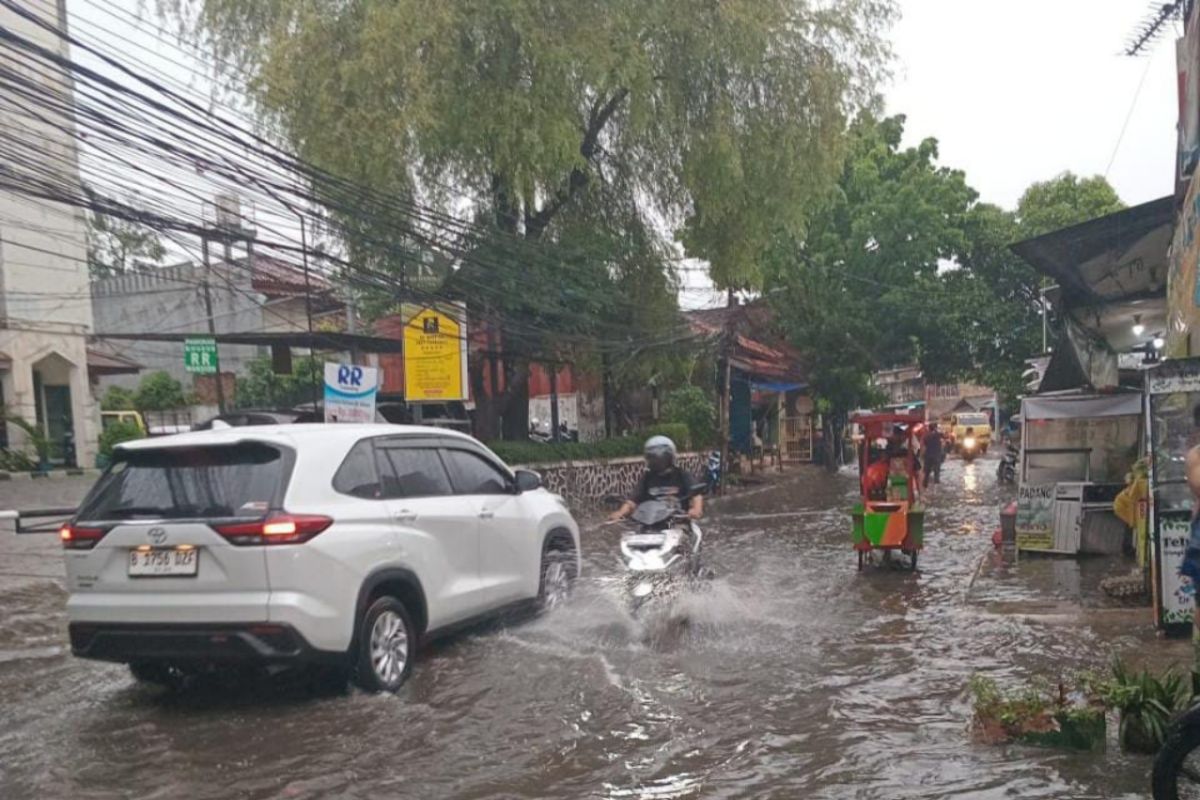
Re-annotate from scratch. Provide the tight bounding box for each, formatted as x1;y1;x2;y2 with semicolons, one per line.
134;371;187;411
661;384;717;448
100;385;137;411
1015;172;1126;237
163;0;895;437
765;115;976;446
235;357;323;409
951;173;1125;403
85;187;167;279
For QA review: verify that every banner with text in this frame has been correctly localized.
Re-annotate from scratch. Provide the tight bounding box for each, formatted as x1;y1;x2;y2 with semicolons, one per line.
403;304;468;402
1015;483;1055;551
324;362;379;423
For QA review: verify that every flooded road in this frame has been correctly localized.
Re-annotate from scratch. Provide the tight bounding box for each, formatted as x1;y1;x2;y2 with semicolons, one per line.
0;460;1159;799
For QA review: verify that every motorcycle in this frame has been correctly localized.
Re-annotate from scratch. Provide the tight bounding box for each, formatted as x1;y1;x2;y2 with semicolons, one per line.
619;499;704;615
1152;706;1200;799
996;441;1017;484
960;431;981;463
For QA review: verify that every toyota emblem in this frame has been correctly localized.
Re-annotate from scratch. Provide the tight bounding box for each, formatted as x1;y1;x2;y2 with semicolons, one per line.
148;527;167;545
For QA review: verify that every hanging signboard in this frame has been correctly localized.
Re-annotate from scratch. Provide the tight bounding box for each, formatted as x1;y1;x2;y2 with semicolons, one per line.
323;362;379;423
183;337;218;374
1015;483;1055;551
402;304;468;402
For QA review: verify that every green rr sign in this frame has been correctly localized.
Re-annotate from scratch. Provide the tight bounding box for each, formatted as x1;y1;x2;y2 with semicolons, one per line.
184;338;219;374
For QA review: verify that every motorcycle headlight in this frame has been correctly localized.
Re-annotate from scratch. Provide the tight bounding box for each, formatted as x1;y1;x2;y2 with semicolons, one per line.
964;437;977;449
633;581;654;598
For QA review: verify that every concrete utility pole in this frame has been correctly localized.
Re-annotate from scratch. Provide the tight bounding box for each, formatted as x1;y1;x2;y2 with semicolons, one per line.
200;236;226;414
549;362;560;442
298;215;319;409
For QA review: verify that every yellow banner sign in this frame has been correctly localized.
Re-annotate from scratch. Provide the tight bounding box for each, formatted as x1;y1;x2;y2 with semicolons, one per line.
403;306;468;402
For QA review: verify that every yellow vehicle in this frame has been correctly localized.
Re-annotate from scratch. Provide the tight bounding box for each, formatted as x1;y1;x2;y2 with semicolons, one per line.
949;411;992;454
100;410;147;435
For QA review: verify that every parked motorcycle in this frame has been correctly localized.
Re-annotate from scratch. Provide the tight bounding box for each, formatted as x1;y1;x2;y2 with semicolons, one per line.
619;499;704;616
1152;706;1200;799
996;442;1017;484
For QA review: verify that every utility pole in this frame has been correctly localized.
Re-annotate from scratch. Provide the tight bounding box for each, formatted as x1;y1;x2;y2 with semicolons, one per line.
200;236;227;414
298;215;319;410
717;289;735;495
549;362;560;442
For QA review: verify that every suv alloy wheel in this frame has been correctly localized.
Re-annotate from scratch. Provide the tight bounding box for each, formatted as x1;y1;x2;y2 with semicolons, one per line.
353;596;417;693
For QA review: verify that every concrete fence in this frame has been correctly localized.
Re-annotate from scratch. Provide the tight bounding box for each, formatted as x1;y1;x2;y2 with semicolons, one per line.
515;452;707;511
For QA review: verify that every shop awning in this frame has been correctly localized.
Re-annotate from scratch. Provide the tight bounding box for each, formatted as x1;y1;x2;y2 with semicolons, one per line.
1021;392;1142;420
750;380;807;393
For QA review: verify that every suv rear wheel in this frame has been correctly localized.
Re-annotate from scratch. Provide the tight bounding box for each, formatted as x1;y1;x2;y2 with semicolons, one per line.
353;597;416;693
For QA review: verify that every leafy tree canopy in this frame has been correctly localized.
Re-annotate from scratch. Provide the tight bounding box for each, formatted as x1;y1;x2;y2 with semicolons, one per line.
166;0;893;290
1016;172;1126;237
765;114;975;409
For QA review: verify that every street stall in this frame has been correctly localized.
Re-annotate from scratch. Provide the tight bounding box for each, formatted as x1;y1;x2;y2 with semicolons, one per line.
1146;358;1200;636
1015;392;1142;556
850;412;925;570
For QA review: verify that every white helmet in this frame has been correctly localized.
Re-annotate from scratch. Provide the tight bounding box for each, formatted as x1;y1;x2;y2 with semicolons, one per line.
644;435;677;473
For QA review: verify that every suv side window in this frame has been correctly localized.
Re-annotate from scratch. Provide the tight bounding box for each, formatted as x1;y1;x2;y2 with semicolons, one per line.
377;446;454;498
441;448;512;495
333;439;381;498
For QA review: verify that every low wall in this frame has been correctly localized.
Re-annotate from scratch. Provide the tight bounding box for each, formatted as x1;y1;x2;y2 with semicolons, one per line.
517;452;707;511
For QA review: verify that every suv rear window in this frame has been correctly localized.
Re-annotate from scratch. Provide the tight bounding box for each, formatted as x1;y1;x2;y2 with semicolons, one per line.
79;443;287;521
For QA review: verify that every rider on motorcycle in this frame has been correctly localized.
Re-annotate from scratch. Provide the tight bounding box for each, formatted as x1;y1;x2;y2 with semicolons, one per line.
609;435;704;522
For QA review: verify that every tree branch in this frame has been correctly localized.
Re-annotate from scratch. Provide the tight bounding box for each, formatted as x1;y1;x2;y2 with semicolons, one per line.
525;87;629;239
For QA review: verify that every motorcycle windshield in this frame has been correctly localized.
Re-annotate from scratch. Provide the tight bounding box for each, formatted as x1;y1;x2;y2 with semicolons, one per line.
631;500;675;526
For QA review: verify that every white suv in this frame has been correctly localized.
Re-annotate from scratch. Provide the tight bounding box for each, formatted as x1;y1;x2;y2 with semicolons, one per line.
62;424;580;692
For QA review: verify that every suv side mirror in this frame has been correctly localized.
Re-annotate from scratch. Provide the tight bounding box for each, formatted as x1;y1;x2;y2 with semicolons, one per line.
514;469;542;493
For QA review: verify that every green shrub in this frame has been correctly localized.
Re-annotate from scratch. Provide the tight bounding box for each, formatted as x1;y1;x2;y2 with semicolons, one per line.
134;371;186;411
100;385;136;411
661;386;716;447
99;419;145;460
1100;659;1193;754
0;408;49;466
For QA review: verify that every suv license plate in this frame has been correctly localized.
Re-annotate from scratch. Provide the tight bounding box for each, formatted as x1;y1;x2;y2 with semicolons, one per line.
128;548;199;577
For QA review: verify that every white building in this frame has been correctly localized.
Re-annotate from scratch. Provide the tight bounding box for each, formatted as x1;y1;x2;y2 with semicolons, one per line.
0;1;100;467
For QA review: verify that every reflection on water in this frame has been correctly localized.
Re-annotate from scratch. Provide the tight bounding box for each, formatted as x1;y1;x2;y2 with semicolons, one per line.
0;458;1154;799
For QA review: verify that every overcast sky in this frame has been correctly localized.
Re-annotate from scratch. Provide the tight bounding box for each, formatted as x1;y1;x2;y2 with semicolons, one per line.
887;0;1177;209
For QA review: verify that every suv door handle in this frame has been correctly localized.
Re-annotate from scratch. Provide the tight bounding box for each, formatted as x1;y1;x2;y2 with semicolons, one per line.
478;510;495;520
393;510;417;523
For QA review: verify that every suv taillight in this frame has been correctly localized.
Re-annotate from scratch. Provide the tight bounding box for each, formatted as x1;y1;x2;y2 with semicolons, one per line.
60;523;109;550
211;513;333;546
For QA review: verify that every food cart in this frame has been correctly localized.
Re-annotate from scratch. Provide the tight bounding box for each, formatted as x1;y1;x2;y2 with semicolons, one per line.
850;412;925;570
1015;391;1142;556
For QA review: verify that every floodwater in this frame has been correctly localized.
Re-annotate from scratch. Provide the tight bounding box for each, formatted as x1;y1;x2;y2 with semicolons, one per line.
0;459;1160;799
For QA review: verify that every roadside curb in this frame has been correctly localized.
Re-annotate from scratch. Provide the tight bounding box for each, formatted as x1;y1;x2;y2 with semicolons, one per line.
0;469;100;482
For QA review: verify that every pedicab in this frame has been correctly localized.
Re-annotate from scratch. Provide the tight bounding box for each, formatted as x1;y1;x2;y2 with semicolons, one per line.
850;412;925;571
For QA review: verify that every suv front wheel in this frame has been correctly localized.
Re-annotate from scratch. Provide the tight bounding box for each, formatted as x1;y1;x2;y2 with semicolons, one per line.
538;546;577;611
353;597;417;693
